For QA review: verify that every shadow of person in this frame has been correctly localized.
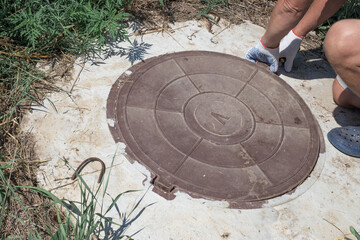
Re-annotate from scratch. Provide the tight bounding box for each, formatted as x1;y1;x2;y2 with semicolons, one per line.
278;48;336;81
332;106;360;126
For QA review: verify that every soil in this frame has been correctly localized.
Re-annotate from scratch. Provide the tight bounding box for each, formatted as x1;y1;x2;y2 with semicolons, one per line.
127;0;322;50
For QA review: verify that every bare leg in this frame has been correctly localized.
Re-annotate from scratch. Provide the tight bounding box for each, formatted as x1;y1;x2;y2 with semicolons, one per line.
293;0;346;36
332;78;360;109
324;19;360;108
262;0;346;48
262;0;313;48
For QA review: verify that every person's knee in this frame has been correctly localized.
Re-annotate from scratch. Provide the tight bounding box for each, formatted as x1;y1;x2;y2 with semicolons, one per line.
324;19;360;67
282;0;312;15
333;79;349;107
332;78;360;109
332;79;353;108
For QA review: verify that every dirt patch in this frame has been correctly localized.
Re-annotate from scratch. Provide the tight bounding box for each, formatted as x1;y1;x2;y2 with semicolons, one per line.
0;56;68;238
127;0;274;26
1;133;61;239
127;0;322;50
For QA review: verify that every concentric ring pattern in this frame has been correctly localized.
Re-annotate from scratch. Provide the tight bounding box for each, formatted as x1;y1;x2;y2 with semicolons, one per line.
107;51;321;208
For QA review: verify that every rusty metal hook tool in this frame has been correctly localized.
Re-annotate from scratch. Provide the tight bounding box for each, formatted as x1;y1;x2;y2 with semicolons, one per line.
71;157;106;184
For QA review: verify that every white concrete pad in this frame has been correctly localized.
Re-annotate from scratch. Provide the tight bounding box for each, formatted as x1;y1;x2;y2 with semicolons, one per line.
22;20;360;239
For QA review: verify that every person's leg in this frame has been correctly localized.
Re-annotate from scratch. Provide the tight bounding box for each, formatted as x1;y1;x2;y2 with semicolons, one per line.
324;19;360;109
246;0;313;72
263;0;346;46
262;0;313;48
292;0;346;37
332;76;360;108
275;0;345;72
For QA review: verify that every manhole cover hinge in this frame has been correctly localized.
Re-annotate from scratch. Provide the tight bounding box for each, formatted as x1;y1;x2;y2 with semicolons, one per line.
151;175;175;193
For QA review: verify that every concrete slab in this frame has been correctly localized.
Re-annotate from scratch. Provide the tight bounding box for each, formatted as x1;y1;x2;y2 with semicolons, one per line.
22;20;360;239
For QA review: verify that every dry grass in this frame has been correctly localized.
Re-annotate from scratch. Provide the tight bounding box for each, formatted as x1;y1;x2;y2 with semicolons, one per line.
126;0;321;49
0;37;67;238
0;119;64;238
127;0;275;25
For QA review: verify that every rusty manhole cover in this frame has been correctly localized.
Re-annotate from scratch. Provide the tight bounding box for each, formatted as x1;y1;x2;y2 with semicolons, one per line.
107;51;322;208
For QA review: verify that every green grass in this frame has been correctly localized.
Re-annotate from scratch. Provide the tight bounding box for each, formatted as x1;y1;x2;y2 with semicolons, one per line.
345;226;360;240
0;0;131;57
0;57;49;123
1;154;150;239
0;0;135;238
48;155;151;239
0;0;133;139
0;164;47;239
195;0;228;22
0;0;132;124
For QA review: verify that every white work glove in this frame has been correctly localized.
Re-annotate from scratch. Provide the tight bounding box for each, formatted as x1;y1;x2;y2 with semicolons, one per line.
279;30;304;72
245;39;279;73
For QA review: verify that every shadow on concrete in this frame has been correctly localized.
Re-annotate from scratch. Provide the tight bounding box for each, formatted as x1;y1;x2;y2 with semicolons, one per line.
128;19;143;33
278;48;336;81
85;39;152;66
332;106;360;126
84;19;152;66
100;188;155;240
125;40;152;65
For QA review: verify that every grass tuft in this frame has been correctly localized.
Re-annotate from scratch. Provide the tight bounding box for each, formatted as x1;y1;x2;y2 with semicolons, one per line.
1;0;134;238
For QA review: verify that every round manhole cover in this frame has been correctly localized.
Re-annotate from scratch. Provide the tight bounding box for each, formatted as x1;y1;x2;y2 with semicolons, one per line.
107;51;322;208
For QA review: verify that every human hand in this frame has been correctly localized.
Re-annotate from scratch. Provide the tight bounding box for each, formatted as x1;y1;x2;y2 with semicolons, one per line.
245;40;279;73
279;30;304;72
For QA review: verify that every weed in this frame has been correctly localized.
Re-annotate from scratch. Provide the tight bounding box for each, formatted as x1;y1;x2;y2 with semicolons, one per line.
1;0;134;238
0;0;133;140
1;154;151;239
0;0;132;57
196;0;228;23
0;56;50;123
158;0;165;6
345;226;360;240
0;167;49;239
47;156;151;239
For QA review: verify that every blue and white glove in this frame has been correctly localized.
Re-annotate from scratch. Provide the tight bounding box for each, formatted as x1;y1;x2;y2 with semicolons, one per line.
245;39;279;73
279;30;304;72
